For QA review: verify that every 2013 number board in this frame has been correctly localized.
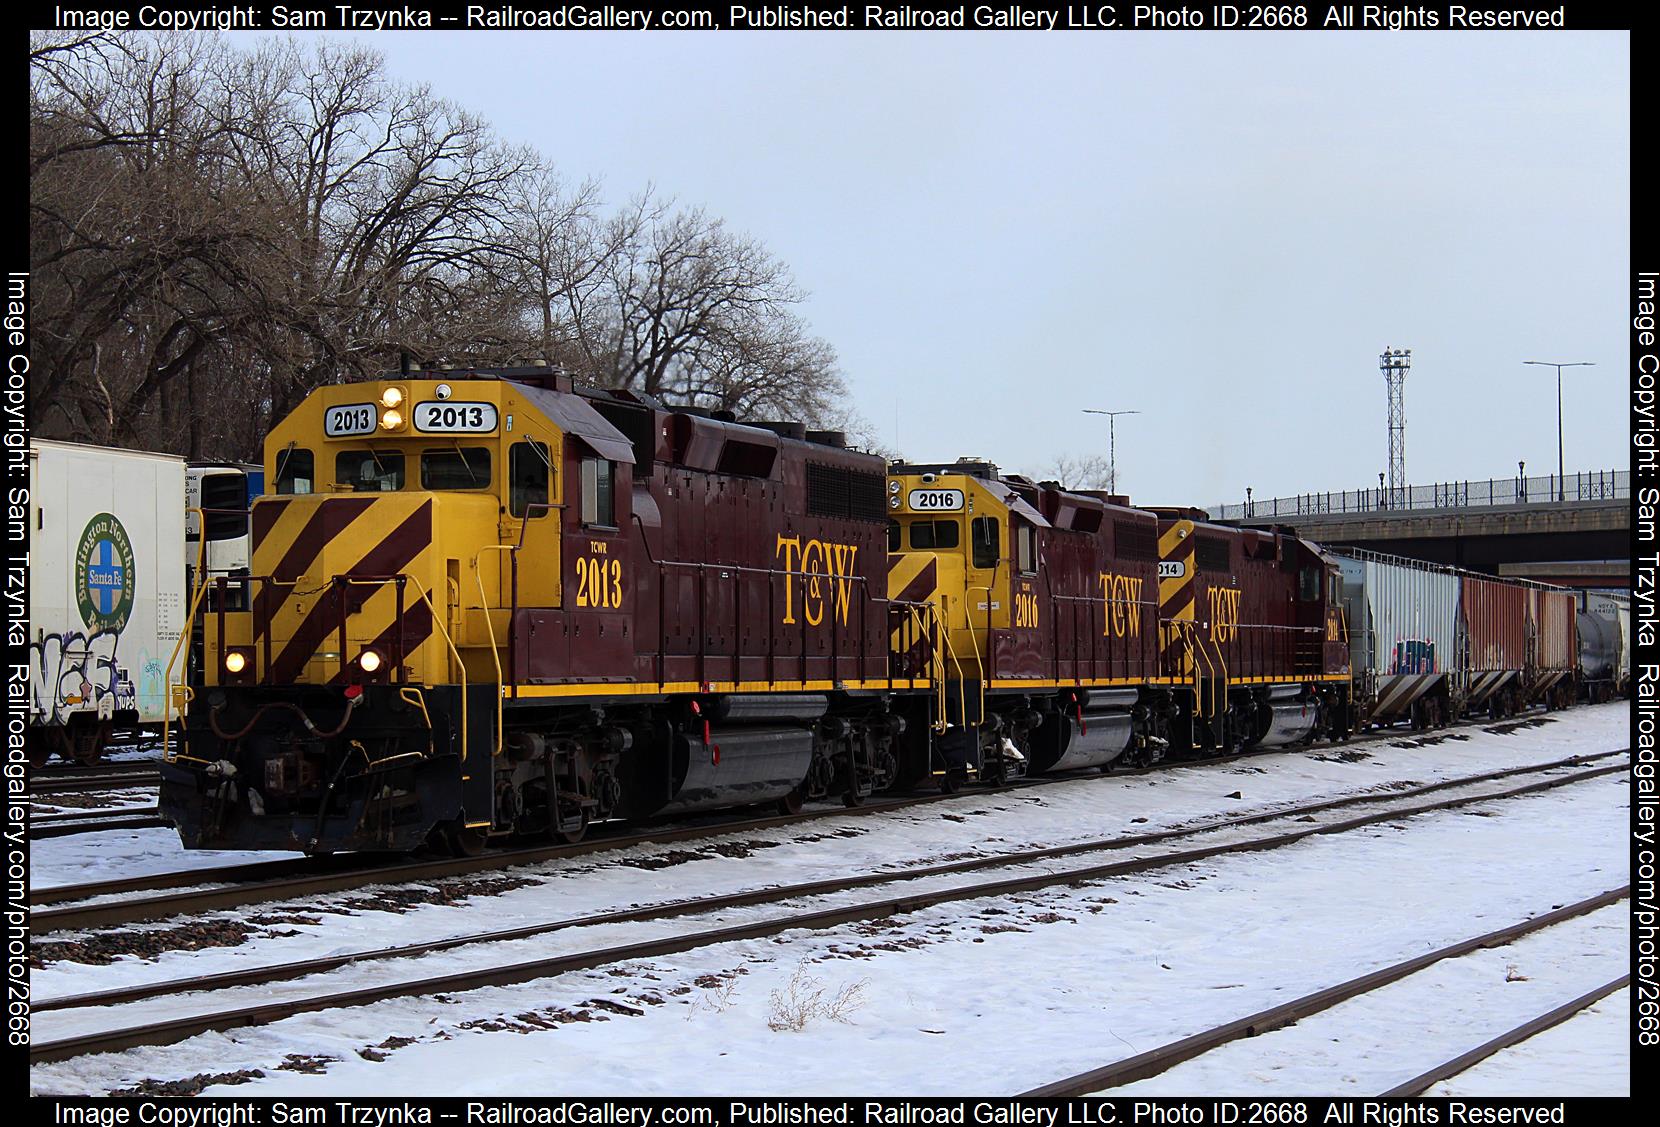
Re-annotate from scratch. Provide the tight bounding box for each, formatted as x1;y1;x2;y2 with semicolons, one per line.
324;404;376;437
413;402;498;433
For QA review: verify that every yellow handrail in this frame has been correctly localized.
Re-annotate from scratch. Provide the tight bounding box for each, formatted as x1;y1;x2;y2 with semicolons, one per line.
337;574;470;764
471;545;514;758
162;508;212;764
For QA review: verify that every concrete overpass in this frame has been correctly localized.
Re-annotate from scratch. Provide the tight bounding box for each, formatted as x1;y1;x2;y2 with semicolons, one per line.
1213;469;1630;588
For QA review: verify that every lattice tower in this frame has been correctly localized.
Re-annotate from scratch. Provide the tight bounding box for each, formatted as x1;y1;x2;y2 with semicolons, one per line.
1379;347;1410;507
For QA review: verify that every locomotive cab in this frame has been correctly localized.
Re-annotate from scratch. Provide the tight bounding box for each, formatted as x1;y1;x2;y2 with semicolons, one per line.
166;373;637;852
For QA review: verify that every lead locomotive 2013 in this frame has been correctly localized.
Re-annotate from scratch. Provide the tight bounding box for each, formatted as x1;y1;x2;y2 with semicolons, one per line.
158;368;1584;855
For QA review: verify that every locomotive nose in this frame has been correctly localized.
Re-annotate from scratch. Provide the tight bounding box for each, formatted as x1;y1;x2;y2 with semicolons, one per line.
251;493;437;686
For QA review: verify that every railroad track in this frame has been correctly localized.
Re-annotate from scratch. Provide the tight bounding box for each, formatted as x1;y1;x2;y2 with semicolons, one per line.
1379;976;1630;1096
1021;888;1630;1096
28;710;1570;921
29;807;169;839
28;750;1627;1064
32;768;160;796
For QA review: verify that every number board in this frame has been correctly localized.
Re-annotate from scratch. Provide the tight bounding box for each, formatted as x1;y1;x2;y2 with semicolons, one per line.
324;404;376;438
907;488;964;512
413;402;498;434
1158;560;1186;579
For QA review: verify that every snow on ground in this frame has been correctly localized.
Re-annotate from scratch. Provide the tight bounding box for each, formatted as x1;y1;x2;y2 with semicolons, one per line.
29;705;1627;1001
1105;904;1628;1096
30;810;305;889
1427;988;1630;1097
27;703;1627;902
29;703;1629;1097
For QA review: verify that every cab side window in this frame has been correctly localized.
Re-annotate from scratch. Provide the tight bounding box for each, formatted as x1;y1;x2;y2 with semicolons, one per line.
580;457;616;527
1015;522;1037;575
1299;567;1320;601
509;441;551;518
275;448;314;495
971;517;1000;569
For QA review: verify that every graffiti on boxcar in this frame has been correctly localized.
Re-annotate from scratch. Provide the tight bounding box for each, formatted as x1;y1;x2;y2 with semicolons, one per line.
28;628;137;725
1391;638;1437;674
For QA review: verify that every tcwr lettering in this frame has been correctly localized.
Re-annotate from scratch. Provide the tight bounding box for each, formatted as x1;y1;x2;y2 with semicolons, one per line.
775;536;859;627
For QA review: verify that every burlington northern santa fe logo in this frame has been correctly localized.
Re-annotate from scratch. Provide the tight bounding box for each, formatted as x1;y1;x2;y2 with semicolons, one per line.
75;512;136;632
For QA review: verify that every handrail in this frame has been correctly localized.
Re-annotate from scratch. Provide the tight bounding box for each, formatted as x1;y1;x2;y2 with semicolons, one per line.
472;545;513;758
162;508;214;764
336;574;470;762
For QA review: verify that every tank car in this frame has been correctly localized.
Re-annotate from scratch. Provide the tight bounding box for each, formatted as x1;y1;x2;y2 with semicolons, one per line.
1576;590;1630;701
159;369;932;854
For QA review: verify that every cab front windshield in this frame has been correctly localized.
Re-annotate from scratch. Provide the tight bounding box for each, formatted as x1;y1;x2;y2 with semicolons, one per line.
332;445;493;492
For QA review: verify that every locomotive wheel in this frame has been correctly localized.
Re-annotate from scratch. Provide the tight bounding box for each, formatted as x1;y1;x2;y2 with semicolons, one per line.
557;814;589;845
841;787;866;809
777;787;806;816
938;767;964;795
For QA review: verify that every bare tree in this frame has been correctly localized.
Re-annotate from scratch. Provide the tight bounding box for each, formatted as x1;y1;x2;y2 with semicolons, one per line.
1034;453;1115;492
30;34;853;460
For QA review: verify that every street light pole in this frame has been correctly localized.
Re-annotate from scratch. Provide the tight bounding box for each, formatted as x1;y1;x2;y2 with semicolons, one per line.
1523;360;1594;502
1082;409;1142;495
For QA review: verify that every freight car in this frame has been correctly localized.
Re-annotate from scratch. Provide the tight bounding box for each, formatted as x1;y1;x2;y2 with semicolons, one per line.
1335;548;1579;728
28;440;188;764
155;367;1585;856
24;444;264;765
1576;590;1630;701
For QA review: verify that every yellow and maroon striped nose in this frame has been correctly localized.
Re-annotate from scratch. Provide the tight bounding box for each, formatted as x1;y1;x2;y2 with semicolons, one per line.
888;552;939;606
250;495;434;683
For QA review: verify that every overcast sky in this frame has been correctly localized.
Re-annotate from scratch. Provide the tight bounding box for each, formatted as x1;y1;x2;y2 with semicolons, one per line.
334;30;1626;507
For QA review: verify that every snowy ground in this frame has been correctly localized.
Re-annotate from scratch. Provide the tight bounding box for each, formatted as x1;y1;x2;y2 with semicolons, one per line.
1427;988;1630;1097
1106;903;1628;1095
29;703;1631;1096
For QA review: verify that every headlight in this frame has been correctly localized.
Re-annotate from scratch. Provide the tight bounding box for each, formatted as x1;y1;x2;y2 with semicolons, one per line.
224;651;247;674
358;649;383;673
380;386;405;409
379;408;404;431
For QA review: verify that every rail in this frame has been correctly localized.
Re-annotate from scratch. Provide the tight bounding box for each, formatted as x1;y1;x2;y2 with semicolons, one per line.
1210;467;1628;521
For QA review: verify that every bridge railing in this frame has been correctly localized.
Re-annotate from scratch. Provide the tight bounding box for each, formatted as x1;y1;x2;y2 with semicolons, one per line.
1209;468;1629;522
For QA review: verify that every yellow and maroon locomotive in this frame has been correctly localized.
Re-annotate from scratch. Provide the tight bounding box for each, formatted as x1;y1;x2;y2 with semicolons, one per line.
161;369;928;853
161;374;1359;856
883;462;1354;791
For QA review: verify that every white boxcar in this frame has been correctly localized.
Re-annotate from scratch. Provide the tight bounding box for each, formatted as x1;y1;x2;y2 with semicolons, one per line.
28;440;187;762
1337;550;1462;725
